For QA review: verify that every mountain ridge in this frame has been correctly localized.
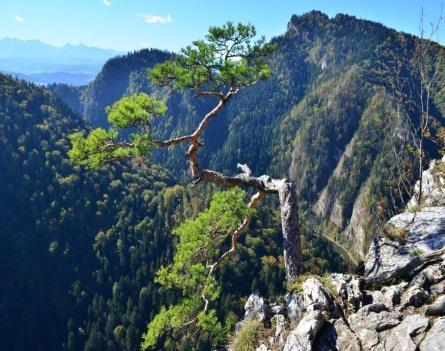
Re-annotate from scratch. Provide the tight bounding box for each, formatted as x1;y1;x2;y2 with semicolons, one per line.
52;11;445;261
0;37;124;85
0;37;122;60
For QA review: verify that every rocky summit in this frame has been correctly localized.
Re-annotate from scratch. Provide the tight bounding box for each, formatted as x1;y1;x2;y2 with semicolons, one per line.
236;157;445;351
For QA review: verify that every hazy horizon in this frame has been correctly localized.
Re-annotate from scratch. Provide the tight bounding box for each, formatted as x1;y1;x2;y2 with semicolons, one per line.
1;0;443;53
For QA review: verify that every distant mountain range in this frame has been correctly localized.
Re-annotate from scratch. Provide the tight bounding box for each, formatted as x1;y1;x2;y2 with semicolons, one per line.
0;38;123;85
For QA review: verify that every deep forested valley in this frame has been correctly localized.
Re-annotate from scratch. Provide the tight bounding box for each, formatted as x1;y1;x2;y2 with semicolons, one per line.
1;10;445;351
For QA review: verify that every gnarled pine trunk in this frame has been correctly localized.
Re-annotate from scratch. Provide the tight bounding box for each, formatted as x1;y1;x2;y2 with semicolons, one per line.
278;181;302;283
152;94;303;282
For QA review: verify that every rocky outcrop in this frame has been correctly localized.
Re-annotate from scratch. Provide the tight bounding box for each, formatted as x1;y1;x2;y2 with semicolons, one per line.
238;262;445;351
283;310;326;351
419;317;445;351
408;157;445;209
232;159;445;350
244;292;269;322
365;158;445;284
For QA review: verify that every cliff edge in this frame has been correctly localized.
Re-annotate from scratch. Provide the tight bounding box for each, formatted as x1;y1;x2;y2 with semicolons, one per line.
233;157;445;351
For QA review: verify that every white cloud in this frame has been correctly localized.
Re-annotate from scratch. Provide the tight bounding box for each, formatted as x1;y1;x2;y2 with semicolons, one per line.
101;0;111;7
138;13;172;24
140;41;151;48
14;14;24;22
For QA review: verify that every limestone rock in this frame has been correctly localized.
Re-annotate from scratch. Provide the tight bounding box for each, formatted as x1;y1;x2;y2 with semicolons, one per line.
430;280;445;295
364;207;445;285
357;328;379;350
333;319;361;351
270;303;287;315
368;284;405;307
389;207;445;252
380;314;429;351
364;237;417;284
425;295;445;316
314;319;361;351
400;287;429;308
349;303;402;332
420;317;445;351
245;292;269;322
330;273;364;310
272;314;288;347
283;310;325;351
302;277;337;317
285;293;305;322
397;314;429;336
420;263;445;285
381;283;406;306
408;159;445;209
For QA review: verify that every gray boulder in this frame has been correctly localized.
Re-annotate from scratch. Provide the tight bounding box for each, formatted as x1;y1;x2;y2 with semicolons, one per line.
270;303;287;315
420;317;445;351
314;319;362;351
348;303;402;349
369;282;407;307
330;273;364;310
400;286;429;308
245;292;269;322
419;263;445;285
364;237;417;284
272;314;288;347
381;283;407;306
364;225;445;285
302;278;336;315
430;280;445;295
408;158;445;209
284;310;325;351
379;314;429;351
285;277;337;324
285;293;305;323
425;295;445;316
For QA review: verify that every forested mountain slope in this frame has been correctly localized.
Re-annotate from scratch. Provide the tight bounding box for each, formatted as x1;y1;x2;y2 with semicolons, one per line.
54;11;445;260
0;73;179;350
0;72;343;350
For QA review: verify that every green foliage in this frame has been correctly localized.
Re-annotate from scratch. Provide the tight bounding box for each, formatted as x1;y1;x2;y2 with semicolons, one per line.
148;22;275;92
107;93;166;129
68;128;131;167
142;188;252;349
229;319;263;351
68;94;165;168
410;247;424;257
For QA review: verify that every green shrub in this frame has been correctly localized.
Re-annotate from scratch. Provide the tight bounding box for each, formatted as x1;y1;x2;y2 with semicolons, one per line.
410;247;424;257
229;319;263;351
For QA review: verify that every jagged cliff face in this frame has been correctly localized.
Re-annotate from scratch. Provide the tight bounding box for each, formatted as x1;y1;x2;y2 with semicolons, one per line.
235;157;445;351
52;11;445;260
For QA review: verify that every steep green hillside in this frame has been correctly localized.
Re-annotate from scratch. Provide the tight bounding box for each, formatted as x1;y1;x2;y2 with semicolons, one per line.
0;73;179;351
54;11;445;260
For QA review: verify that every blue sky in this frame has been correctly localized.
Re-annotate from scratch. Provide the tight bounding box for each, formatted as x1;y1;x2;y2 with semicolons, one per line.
0;0;443;52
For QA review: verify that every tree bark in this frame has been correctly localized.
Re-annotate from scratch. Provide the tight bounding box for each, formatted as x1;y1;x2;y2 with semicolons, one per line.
278;181;303;283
